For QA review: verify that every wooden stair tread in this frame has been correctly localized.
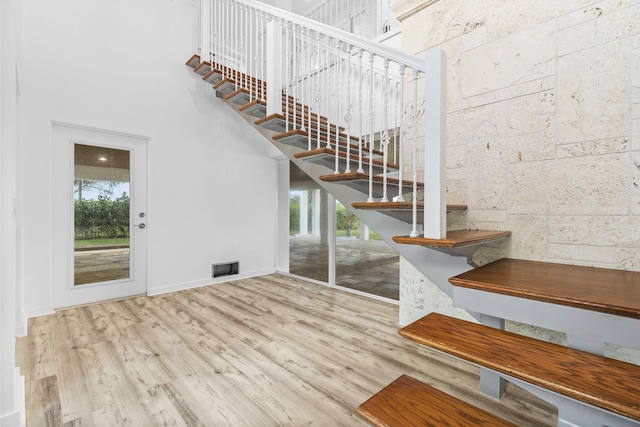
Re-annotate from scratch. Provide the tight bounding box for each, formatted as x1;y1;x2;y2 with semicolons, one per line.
399;313;640;421
450;258;640;320
193;61;212;75
238;99;266;112
320;172;424;188
393;229;510;248
224;88;265;102
257;113;332;128
185;54;201;68
294;147;399;170
352;202;467;211
356;374;516;427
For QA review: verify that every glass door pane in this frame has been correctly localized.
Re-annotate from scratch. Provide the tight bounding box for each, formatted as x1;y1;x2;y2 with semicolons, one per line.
74;144;131;286
335;200;399;300
289;162;329;282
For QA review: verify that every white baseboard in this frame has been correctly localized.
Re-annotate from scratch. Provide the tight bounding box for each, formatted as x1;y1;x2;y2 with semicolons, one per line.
15;311;27;338
24;305;55;320
147;268;277;296
0;368;25;427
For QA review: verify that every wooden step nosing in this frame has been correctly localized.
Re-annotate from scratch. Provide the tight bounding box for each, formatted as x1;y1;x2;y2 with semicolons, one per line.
399;313;640;421
356;374;517;427
448;258;640;320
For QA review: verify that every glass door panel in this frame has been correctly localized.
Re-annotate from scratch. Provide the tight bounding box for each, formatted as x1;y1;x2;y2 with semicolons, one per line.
288;162;329;282
74;144;131;286
335;200;399;300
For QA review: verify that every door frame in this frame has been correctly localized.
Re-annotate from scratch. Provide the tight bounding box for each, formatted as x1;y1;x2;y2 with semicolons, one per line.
51;122;149;308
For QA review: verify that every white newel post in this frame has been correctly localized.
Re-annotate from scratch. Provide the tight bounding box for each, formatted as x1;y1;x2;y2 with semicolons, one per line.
422;48;446;239
266;18;283;116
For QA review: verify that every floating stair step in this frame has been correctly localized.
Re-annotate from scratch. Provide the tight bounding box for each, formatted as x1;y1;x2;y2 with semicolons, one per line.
320;172;422;199
257;114;334;134
356;374;516;427
352;202;467;224
272;129;382;158
185;54;201;68
193;61;212;76
224;88;265;105
393;229;511;248
238;99;267;118
202;69;223;84
450;258;640;319
295;147;398;174
400;312;640;423
213;78;236;96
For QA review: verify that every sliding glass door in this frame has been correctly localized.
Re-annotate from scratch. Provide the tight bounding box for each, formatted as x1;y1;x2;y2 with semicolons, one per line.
288;162;399;300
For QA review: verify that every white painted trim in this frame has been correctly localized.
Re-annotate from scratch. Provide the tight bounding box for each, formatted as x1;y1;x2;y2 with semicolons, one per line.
147;268;277;296
24;306;55;320
0;368;25;427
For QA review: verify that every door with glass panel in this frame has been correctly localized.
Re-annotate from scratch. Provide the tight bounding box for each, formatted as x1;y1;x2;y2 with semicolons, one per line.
52;124;147;308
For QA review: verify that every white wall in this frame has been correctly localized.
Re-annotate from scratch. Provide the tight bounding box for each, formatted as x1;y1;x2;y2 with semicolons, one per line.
19;0;281;315
1;0;25;424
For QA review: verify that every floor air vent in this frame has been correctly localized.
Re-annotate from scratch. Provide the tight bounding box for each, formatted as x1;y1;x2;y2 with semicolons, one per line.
213;261;239;278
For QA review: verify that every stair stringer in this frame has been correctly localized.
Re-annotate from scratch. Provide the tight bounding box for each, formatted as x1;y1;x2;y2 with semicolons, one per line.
224;100;476;323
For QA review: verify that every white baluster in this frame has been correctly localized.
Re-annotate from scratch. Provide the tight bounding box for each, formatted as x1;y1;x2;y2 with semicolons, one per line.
325;37;331;149
306;29;312;151
357;49;364;174
394;66;405;203
284;21;290;131
292;24;298;131
410;69;419;238
315;32;322;149
380;59;390;203
334;40;342;175
367;54;375;203
344;44;352;174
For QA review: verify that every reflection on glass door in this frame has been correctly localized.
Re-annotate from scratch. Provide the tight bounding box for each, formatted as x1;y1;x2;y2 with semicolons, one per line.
289;162;329;282
74;144;131;286
335;200;399;300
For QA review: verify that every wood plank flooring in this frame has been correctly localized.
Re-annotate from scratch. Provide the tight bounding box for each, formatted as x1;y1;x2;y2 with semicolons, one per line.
16;274;557;426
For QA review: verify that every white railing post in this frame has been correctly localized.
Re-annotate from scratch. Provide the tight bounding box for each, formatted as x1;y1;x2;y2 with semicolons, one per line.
422;48;447;239
266;17;283;116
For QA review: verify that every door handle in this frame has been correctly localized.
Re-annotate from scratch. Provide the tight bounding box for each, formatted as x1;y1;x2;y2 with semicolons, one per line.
134;223;146;229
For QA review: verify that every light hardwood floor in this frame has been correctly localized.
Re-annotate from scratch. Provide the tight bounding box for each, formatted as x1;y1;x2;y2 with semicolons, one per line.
16;274;557;426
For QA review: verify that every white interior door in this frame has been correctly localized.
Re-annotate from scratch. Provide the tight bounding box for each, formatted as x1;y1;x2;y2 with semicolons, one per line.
52;123;148;308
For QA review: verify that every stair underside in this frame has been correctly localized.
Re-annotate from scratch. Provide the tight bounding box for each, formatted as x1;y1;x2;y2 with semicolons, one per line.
356;374;516;427
393;230;511;248
295;147;399;174
450;258;640;319
352;202;467;224
400;313;640;422
258;114;339;133
320;172;422;199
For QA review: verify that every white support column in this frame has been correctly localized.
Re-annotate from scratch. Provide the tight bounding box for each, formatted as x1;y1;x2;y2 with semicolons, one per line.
299;191;309;236
266;18;283;116
422;48;446;239
359;223;370;241
311;189;320;236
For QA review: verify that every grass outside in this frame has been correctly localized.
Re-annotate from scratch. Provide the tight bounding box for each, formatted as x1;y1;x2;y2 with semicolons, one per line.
74;237;130;247
336;229;382;240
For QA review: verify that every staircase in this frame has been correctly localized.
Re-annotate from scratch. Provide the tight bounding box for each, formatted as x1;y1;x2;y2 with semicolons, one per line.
187;1;640;425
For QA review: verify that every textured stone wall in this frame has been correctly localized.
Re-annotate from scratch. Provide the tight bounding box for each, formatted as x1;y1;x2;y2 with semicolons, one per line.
394;0;640;363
